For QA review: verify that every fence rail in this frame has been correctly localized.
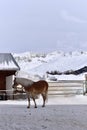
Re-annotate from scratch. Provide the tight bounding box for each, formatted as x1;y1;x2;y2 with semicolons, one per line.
48;80;86;96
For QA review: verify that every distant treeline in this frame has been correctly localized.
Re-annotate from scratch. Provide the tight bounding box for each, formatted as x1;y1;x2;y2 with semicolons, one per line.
47;66;87;75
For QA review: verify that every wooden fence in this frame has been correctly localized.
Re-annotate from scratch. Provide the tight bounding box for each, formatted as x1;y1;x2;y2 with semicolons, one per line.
48;80;86;96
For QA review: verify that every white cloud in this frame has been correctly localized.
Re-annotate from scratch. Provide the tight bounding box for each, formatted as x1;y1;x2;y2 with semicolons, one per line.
61;10;87;23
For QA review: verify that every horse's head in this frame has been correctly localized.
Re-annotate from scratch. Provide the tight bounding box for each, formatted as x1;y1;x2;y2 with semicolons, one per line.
12;77;34;91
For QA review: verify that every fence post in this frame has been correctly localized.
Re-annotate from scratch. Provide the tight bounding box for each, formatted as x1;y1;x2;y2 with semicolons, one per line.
84;74;87;95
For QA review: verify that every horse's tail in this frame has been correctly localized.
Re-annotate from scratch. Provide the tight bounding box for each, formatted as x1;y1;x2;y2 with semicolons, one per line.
45;91;48;102
45;81;49;102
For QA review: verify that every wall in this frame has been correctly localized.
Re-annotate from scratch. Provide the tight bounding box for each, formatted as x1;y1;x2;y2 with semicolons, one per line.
0;76;6;90
6;75;13;99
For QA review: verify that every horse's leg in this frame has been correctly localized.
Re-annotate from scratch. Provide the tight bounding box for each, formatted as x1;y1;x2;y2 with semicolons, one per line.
26;93;30;108
41;93;46;107
32;97;37;108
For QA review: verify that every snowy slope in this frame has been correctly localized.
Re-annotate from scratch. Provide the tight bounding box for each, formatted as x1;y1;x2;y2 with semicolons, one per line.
13;51;87;80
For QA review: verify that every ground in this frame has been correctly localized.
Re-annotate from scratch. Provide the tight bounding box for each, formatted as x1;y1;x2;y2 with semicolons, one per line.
0;95;87;130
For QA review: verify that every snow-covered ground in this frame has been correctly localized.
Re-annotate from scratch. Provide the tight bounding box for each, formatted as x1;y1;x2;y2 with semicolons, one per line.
1;95;87;130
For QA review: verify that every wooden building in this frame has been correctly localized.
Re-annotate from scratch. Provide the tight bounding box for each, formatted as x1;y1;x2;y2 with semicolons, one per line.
0;53;20;99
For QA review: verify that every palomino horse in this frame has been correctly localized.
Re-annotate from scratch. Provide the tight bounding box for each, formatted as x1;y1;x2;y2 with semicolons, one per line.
12;77;48;108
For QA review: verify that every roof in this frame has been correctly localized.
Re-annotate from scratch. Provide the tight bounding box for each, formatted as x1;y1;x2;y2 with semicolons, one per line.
0;53;20;71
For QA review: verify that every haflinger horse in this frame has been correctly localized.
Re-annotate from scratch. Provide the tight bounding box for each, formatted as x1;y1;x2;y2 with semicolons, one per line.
12;77;49;108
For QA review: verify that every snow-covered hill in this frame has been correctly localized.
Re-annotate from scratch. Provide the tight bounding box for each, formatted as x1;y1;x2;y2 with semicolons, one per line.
13;51;87;80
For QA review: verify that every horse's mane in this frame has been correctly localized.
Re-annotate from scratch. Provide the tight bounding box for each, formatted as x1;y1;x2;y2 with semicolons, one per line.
15;77;34;87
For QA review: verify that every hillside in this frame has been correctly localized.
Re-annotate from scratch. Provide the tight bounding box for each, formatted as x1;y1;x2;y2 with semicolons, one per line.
13;51;87;80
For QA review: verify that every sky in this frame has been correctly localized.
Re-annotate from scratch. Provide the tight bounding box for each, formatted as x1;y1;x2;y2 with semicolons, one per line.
0;0;87;53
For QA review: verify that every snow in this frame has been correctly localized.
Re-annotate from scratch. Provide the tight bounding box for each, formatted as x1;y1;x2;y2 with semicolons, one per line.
0;61;18;69
13;51;87;80
56;74;85;80
1;51;87;129
1;95;87;130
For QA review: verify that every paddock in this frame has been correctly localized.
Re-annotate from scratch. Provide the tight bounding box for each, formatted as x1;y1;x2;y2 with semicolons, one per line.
0;80;87;129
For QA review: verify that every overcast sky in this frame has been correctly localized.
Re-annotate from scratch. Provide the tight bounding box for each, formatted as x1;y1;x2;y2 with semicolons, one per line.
0;0;87;53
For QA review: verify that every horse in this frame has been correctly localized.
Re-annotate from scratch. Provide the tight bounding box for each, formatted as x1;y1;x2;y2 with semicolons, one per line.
12;77;49;108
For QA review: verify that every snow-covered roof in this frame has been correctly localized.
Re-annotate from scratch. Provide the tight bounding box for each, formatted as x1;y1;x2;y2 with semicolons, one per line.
0;53;20;70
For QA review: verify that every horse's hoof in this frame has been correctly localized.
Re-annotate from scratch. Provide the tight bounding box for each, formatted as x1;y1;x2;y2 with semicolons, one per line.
27;106;30;109
42;105;45;107
35;106;37;108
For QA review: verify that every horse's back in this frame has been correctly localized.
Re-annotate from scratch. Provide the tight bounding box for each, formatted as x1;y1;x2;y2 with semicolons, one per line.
35;80;48;89
32;80;48;95
25;80;48;92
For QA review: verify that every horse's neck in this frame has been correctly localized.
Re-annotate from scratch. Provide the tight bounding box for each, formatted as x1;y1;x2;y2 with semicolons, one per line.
16;78;34;87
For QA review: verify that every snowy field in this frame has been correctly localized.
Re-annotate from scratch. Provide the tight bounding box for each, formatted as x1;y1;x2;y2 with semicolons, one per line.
1;95;87;130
